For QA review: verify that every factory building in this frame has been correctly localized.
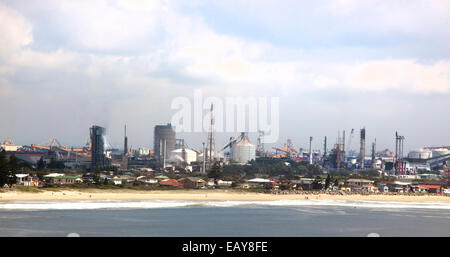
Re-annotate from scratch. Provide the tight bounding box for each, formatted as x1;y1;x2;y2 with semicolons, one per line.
170;148;198;164
154;123;176;166
1;141;21;152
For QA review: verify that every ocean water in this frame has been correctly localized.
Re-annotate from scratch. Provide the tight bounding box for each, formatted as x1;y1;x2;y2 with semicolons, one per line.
0;200;449;237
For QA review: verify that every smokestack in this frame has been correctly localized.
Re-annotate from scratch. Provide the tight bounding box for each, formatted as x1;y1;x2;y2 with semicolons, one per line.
372;139;376;169
163;139;167;169
360;127;366;169
323;136;327;157
309;136;313;165
124;125;128;157
343;130;346;154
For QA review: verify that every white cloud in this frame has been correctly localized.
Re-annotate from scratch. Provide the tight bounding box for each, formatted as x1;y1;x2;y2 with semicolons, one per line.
0;0;449;147
0;4;33;58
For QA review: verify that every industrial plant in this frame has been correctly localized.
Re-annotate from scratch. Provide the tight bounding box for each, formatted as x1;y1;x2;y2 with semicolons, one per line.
1;112;450;179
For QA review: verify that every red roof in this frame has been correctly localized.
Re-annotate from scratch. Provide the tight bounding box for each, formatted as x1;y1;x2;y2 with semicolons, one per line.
418;184;442;189
159;179;183;187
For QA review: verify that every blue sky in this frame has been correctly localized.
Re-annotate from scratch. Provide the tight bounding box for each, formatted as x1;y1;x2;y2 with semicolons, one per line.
0;0;449;153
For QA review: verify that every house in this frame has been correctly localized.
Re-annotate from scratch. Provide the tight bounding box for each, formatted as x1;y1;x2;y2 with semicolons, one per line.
118;175;135;183
136;176;158;185
179;177;206;189
346;179;374;191
289;178;315;191
267;178;280;190
417;184;443;194
377;184;389;193
159;179;183;187
51;176;77;184
155;175;170;181
247;178;272;188
217;180;233;187
112;176;122;185
206;178;215;187
385;181;414;193
16;174;32;186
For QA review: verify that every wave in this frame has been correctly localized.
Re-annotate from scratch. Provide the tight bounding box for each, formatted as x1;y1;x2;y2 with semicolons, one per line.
1;200;450;210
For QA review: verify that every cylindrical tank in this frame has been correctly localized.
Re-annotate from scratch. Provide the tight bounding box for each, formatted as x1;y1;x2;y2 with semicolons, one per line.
231;136;256;164
408;149;432;159
154;123;176;164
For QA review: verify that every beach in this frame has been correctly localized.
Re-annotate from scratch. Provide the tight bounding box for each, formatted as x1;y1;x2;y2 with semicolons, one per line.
1;189;449;202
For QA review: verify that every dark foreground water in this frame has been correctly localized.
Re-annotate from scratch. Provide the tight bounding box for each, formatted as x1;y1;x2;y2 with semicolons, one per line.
1;200;449;236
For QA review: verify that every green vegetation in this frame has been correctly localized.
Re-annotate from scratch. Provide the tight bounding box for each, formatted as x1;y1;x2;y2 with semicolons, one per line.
13;186;42;193
208;162;222;179
0;150;8;187
0;150;20;188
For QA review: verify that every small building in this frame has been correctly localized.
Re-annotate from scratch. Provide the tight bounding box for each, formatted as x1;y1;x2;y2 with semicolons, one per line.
247;178;272;188
206;178;215;187
377;184;389;193
417;184;443;194
112;176;122;185
346;179;374;191
136;176;158;185
159;179;183;187
52;176;77;184
217;180;233;187
289;178;315;191
16;174;32;186
179;177;206;189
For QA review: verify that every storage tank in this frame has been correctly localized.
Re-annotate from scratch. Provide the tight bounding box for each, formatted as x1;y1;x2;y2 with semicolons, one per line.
408;149;432;159
231;133;256;164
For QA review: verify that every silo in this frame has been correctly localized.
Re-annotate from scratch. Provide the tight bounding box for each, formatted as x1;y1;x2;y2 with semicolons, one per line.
231;133;256;164
154;123;176;166
90;125;106;168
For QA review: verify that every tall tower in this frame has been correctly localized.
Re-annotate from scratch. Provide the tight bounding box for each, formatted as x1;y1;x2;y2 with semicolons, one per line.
359;127;366;169
371;139;376;169
323;136;327;157
256;130;265;157
207;103;215;167
309;136;313;165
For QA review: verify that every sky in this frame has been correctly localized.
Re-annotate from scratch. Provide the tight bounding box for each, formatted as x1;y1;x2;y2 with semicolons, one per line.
0;0;449;154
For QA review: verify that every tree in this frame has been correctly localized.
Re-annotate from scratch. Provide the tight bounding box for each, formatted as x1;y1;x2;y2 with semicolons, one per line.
0;150;9;187
37;157;46;170
325;174;331;190
312;176;323;190
208;162;222;180
7;154;18;187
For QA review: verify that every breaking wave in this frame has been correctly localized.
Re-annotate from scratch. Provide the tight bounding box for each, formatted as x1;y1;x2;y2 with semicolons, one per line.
1;199;450;211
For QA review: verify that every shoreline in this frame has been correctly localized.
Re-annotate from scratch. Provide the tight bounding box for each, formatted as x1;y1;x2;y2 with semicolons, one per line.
1;189;450;202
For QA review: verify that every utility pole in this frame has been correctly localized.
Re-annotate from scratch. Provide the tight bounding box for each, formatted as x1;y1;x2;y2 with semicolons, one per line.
202;142;206;173
207;103;215;168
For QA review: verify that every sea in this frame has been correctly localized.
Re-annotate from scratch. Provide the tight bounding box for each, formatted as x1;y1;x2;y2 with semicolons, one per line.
0;200;449;237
